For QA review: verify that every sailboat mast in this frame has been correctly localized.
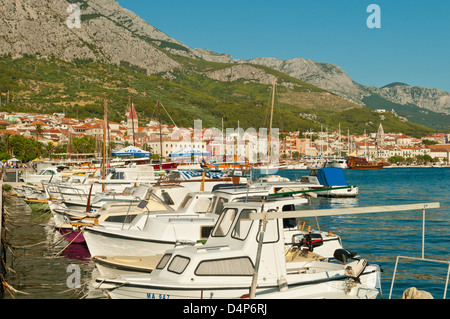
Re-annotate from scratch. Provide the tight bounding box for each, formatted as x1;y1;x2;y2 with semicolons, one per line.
158;100;162;171
268;79;276;161
102;94;107;192
130;96;135;147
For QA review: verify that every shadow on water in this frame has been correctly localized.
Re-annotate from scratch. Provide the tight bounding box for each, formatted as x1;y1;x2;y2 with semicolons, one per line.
2;196;94;299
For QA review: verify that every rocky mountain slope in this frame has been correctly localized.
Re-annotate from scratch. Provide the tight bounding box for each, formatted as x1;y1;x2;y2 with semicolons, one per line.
244;57;450;116
0;0;448;129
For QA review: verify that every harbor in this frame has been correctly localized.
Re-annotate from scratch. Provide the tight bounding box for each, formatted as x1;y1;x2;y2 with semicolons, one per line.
1;0;450;307
0;165;448;300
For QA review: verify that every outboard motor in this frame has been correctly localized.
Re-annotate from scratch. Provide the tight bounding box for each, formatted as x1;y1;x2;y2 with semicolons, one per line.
333;249;357;265
333;249;368;280
292;233;323;252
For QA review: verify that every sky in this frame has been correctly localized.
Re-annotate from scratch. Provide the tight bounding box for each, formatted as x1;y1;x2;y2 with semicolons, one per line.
116;0;450;92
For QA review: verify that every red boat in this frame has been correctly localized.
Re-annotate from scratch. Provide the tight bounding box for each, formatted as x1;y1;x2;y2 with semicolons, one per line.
57;227;86;244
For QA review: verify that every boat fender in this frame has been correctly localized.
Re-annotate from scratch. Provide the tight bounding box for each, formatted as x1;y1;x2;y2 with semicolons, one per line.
402;287;434;299
333;249;357;265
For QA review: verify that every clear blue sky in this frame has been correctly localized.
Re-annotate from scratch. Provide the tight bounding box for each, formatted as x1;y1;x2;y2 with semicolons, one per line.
116;0;450;92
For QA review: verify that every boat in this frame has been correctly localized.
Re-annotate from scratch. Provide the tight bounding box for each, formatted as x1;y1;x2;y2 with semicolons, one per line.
83;186;276;258
324;157;347;169
91;194;342;278
82;191;217;258
158;169;246;193
55;185;151;213
20;165;76;183
206;161;253;172
286;162;308;169
42;165;162;204
347;156;384;169
296;168;358;197
252;168;358;198
47;192;173;244
93;200;385;299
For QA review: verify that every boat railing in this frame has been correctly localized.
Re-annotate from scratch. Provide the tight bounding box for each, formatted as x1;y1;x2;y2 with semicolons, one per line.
389;256;450;299
44;182;89;202
247;202;444;298
388;204;450;299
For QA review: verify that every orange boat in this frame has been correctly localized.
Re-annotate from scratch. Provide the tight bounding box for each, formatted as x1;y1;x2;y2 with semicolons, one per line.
347;156;384;169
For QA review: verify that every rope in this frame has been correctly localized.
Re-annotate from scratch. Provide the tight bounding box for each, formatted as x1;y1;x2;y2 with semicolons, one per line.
52;226;86;258
1;274;30;298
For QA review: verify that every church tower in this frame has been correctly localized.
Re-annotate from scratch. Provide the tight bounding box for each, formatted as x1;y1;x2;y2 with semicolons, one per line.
127;102;138;145
376;123;385;146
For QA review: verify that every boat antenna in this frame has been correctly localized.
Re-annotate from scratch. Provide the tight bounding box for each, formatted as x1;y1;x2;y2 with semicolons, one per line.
250;197;268;299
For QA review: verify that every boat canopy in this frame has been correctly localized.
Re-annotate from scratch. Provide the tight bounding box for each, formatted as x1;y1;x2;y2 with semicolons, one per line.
316;168;348;187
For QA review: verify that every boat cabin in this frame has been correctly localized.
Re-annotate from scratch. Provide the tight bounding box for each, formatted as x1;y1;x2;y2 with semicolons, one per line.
148;200;336;293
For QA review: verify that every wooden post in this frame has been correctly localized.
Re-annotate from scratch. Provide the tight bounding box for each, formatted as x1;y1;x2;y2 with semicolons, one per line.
1;169;5;295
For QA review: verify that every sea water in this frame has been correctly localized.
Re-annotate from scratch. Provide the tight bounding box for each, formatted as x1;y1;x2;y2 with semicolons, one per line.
253;167;450;299
2;167;449;299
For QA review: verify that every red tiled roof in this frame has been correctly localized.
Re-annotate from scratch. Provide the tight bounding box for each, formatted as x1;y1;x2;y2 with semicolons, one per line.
128;104;138;119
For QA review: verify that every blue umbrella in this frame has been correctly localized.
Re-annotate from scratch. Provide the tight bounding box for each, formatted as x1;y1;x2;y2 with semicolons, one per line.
169;146;211;157
111;146;152;157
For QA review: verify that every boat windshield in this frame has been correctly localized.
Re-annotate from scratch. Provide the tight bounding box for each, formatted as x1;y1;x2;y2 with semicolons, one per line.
206;197;228;215
179;194;193;209
212;208;256;239
211;208;237;237
39;169;55;175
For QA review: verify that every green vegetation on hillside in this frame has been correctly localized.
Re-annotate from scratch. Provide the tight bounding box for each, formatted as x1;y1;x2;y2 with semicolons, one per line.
0;55;438;136
362;93;450;131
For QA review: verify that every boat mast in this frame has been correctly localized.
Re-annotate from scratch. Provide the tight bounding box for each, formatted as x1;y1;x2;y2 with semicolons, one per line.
338;123;341;157
102;94;107;192
158;100;162;171
130;96;135;147
268;79;276;164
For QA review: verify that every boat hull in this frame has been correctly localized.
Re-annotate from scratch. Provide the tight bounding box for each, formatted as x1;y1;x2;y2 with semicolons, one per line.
83;228;180;257
57;227;86;244
95;265;380;299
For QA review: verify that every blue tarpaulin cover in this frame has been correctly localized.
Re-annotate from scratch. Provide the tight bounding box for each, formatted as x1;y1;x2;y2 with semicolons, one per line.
317;168;348;186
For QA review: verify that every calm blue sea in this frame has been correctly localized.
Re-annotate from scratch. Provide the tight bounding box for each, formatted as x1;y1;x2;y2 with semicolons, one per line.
253;167;450;299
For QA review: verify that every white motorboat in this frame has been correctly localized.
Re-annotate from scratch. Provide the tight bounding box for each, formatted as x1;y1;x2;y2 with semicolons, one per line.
21;166;72;183
325;157;348;169
286;162;308;169
83;191;217;258
46;194;173;244
84;187;278;258
253;168;358;198
89;190;341;278
94;200;382;299
44;165;161;203
56;185;151;213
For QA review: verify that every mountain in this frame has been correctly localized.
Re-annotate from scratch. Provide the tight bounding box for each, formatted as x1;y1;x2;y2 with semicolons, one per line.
0;0;240;72
0;0;447;132
242;57;450;130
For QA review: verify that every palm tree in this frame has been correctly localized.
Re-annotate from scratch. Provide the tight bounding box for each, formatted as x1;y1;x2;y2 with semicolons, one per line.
44;142;56;158
35;124;43;141
1;133;12;157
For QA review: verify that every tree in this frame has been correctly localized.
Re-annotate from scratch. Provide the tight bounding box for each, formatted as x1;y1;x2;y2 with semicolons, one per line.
9;135;42;161
43;142;56;158
35;123;43;141
1;133;12;157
